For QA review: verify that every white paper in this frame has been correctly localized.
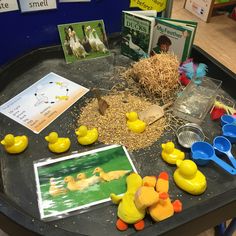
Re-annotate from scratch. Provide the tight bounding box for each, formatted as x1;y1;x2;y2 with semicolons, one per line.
0;72;89;133
19;0;57;12
0;0;19;13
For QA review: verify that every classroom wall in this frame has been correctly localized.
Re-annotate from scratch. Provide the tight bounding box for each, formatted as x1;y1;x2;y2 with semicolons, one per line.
0;0;131;67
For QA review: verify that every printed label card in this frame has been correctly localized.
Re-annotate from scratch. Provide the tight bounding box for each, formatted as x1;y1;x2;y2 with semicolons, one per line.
0;0;19;13
19;0;57;12
0;72;89;133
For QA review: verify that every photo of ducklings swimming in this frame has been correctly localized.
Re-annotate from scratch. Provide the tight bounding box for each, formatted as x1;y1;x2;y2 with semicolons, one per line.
62;167;131;192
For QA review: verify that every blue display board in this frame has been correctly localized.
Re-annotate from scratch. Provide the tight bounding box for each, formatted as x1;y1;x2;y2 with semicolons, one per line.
0;0;132;66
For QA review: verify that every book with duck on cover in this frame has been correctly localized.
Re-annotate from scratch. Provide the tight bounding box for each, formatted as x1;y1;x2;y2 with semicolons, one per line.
121;10;197;62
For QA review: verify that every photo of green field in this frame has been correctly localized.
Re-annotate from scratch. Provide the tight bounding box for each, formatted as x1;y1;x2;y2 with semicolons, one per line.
34;145;136;219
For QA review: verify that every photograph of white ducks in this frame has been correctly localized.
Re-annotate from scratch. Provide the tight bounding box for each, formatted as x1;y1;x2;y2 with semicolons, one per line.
34;145;136;220
58;19;110;64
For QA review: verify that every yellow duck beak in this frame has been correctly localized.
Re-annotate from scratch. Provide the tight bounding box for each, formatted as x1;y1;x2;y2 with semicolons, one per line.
45;136;49;142
1;140;6;145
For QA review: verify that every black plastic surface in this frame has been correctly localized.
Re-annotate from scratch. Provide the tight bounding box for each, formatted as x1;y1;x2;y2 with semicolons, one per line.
0;39;236;236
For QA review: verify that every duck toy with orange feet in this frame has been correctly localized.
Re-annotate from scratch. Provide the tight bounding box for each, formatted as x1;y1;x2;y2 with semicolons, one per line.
110;173;146;231
161;141;185;165
134;172;182;222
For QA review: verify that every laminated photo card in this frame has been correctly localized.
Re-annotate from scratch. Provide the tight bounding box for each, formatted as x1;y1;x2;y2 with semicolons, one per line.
34;145;137;220
58;19;110;64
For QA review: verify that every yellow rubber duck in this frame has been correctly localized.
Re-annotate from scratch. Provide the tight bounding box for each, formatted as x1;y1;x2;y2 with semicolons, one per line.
126;112;146;133
0;134;28;154
75;125;98;145
161;141;185;165
49;178;67;197
93;167;130;181
45;132;71;153
110;173;146;231
173;160;207;195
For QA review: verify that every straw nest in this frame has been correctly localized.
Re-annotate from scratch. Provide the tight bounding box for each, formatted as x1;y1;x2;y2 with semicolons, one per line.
124;53;180;102
77;93;167;151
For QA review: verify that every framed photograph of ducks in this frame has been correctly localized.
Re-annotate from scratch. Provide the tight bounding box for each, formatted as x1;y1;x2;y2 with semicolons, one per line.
58;19;110;64
33;144;137;220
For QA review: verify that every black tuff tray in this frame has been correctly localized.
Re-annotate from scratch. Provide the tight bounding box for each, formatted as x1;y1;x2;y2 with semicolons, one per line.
0;37;236;236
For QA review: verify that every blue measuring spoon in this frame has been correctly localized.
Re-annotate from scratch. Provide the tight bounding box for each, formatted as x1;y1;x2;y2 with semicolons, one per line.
213;136;236;169
222;124;236;143
191;141;236;175
221;114;236;126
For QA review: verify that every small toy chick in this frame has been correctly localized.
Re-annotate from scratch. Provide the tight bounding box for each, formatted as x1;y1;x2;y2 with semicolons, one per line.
49;178;67;197
93;167;130;181
161;141;185;165
0;134;28;154
149;172;182;221
174;160;207;195
126;112;146;133
110;173;146;231
75;125;98;145
45;132;71;153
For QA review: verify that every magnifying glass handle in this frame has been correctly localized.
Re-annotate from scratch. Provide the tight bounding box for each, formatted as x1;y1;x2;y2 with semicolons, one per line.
227;152;236;169
212;155;236;175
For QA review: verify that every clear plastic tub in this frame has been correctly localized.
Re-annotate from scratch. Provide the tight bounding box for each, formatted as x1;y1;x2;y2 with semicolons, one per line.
173;77;222;124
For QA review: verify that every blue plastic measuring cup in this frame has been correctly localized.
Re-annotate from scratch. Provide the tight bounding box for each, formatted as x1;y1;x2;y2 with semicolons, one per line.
222;124;236;143
221;114;236;126
191;141;236;175
213;136;236;168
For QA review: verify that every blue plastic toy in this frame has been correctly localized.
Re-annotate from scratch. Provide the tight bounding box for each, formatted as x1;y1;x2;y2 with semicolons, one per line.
191;141;236;175
222;124;236;143
221;114;236;126
213;136;236;168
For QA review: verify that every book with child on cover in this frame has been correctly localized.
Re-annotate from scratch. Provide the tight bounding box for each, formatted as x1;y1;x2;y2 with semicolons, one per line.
121;10;197;62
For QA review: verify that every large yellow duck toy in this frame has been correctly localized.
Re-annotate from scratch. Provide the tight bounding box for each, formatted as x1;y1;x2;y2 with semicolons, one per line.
174;160;207;195
75;125;98;145
1;134;28;154
110;173;146;231
126;112;146;133
161;141;185;165
45;132;71;153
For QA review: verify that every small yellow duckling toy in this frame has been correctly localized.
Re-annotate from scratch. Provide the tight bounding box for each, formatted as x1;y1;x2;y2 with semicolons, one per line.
126;112;146;133
161;141;185;165
1;134;28;154
173;160;207;195
75;125;98;145
110;173;146;231
45;132;71;153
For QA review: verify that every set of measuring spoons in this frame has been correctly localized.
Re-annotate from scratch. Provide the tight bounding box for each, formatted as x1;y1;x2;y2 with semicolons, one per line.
191;114;236;175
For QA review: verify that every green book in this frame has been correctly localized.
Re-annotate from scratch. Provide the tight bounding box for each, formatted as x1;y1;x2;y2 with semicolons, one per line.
152;18;197;62
121;10;197;62
121;10;157;61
